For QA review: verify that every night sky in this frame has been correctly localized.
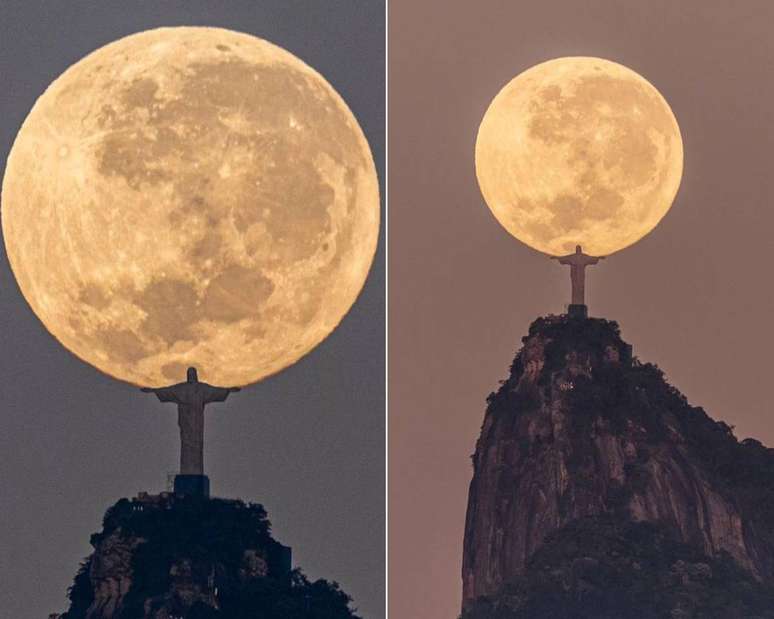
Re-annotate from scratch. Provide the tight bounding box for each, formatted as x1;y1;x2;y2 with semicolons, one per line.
0;2;384;618
390;2;774;618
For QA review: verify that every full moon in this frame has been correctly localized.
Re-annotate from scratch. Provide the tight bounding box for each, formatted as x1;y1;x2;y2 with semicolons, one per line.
475;56;683;256
1;27;379;386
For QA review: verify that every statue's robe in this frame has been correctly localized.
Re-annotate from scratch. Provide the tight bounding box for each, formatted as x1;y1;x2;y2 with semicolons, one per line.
151;382;234;475
556;252;601;305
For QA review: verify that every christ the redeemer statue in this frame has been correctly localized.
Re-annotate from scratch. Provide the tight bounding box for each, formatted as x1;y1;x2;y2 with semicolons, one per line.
551;245;605;313
141;366;240;497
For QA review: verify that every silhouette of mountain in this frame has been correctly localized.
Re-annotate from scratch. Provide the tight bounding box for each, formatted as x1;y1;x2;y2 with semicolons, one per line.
52;493;359;619
461;314;774;618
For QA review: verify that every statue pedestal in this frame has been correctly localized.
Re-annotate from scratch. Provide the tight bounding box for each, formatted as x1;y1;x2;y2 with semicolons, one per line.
568;304;588;319
270;543;293;578
174;474;210;498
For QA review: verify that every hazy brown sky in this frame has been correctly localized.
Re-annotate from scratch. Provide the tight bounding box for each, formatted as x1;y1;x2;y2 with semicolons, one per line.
389;2;774;618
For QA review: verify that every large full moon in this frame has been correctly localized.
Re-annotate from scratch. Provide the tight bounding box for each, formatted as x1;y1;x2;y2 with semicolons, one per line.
475;57;683;256
1;27;379;387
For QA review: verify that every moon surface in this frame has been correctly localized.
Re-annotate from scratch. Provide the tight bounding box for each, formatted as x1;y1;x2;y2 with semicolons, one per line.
475;56;683;256
1;27;379;387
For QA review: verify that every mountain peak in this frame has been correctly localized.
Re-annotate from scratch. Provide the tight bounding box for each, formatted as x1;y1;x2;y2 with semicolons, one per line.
54;494;360;619
462;314;774;616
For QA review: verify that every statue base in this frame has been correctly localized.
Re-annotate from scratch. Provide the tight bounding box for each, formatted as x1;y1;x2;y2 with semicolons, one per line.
174;474;210;498
270;543;294;577
568;304;588;319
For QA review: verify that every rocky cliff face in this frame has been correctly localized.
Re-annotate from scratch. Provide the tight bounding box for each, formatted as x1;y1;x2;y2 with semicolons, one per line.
56;493;358;619
462;315;774;614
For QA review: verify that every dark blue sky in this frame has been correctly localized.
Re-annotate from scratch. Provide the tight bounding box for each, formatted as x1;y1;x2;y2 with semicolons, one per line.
0;2;384;618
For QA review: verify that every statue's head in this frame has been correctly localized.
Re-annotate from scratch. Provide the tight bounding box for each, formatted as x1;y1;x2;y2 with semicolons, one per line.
575;244;582;253
187;367;198;383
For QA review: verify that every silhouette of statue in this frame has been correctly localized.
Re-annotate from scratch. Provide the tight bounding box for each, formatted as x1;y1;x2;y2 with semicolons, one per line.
551;245;605;306
141;367;241;477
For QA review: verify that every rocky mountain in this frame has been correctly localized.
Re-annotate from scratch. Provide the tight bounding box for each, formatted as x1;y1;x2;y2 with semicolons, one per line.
52;493;359;619
461;314;774;618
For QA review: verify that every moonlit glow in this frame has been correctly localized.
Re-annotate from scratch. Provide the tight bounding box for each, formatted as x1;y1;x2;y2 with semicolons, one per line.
1;27;380;386
475;56;683;256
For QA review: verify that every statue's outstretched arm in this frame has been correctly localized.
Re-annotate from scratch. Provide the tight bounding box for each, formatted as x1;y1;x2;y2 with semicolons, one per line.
551;254;574;264
203;385;241;403
140;386;181;403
